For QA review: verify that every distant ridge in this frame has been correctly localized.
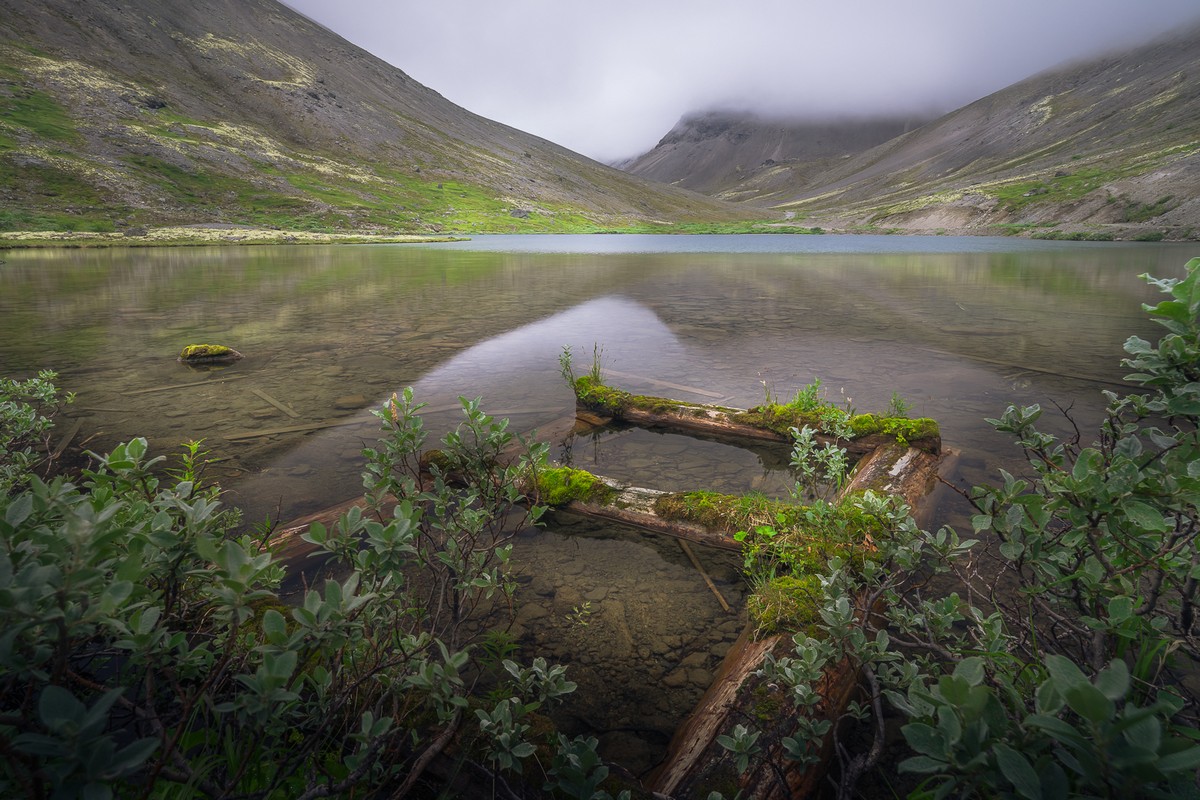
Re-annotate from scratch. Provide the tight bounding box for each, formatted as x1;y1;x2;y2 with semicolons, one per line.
0;0;752;233
621;24;1200;237
618;111;926;199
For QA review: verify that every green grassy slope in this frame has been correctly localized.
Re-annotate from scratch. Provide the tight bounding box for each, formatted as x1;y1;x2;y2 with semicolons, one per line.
0;0;759;234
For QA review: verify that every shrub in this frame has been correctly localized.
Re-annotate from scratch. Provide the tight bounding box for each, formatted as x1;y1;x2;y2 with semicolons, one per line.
0;389;628;798
0;370;72;496
720;258;1200;798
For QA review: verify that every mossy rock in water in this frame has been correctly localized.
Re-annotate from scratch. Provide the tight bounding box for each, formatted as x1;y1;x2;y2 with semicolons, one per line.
178;344;244;364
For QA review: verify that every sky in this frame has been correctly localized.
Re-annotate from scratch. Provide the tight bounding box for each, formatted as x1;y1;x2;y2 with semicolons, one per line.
283;1;1200;163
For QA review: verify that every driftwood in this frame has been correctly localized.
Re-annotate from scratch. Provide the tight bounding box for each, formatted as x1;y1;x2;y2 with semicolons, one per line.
650;631;861;800
641;443;944;800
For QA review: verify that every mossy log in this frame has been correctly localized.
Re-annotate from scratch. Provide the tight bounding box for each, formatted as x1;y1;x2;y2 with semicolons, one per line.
649;629;859;799
572;377;941;456
646;443;944;799
542;477;742;551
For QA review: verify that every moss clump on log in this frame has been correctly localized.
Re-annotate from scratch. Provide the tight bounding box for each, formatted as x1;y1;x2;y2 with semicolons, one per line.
730;404;836;437
573;376;731;418
178;343;243;364
535;466;617;506
747;574;824;635
653;490;806;533
847;413;940;450
572;375;630;416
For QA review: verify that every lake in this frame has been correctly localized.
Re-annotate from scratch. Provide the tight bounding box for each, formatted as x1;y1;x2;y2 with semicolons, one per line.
1;233;1193;772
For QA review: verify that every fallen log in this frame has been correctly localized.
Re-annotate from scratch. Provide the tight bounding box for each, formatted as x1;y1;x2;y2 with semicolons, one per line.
646;442;945;800
266;382;947;799
570;376;941;457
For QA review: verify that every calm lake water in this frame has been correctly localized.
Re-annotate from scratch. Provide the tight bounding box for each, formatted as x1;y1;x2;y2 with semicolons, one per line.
1;234;1195;772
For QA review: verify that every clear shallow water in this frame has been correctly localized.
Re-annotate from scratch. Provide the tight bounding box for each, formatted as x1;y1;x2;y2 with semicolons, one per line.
1;234;1194;773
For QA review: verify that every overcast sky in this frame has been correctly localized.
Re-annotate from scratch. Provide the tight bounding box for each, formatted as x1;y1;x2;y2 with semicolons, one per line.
283;1;1200;163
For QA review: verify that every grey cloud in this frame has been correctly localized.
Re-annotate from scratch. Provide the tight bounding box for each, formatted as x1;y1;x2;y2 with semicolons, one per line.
285;0;1200;162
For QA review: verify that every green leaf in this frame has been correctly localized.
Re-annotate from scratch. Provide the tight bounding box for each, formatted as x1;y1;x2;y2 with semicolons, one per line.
954;656;985;686
1064;683;1114;725
902;722;946;758
898;755;949;774
1072;448;1102;482
4;493;32;527
1026;713;1089;747
995;744;1042;800
1124;500;1173;533
1095;659;1130;701
39;685;85;728
262;609;287;642
1157;744;1200;773
1035;680;1065;715
1107;596;1134;623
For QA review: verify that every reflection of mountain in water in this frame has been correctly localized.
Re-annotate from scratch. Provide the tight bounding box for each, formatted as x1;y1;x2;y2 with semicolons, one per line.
227;296;685;525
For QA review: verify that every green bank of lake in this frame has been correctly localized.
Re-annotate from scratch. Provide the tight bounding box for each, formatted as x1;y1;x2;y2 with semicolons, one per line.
2;234;1194;773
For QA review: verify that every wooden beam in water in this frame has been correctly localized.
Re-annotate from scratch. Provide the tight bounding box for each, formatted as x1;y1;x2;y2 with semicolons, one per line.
250;388;300;419
678;539;732;613
224;417;371;441
126;375;248;395
602;368;725;399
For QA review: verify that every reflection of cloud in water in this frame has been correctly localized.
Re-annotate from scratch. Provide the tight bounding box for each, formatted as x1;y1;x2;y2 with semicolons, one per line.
415;295;682;408
229;296;682;524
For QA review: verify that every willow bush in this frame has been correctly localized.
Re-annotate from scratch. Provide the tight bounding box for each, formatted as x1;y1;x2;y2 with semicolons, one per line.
0;389;627;799
722;258;1200;799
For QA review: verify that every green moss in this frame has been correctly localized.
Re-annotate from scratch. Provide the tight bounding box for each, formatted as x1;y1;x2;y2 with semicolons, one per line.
748;574;824;636
178;344;242;362
847;414;940;449
653;491;806;533
572;375;631;416
536;467;616;506
419;448;454;474
731;404;834;438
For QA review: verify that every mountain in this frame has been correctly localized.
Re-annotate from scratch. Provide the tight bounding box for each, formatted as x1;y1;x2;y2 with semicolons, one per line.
617;111;925;200
623;25;1200;237
0;0;753;233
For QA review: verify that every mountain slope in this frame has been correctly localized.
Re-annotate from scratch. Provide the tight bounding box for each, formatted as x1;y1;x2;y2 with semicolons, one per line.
622;25;1200;237
781;23;1200;234
618;111;925;200
0;0;754;233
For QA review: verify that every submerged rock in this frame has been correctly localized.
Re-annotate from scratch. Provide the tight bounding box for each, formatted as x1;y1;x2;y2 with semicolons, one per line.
177;344;244;364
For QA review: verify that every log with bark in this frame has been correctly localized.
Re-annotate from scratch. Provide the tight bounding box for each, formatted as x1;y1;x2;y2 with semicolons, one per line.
570;376;941;457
